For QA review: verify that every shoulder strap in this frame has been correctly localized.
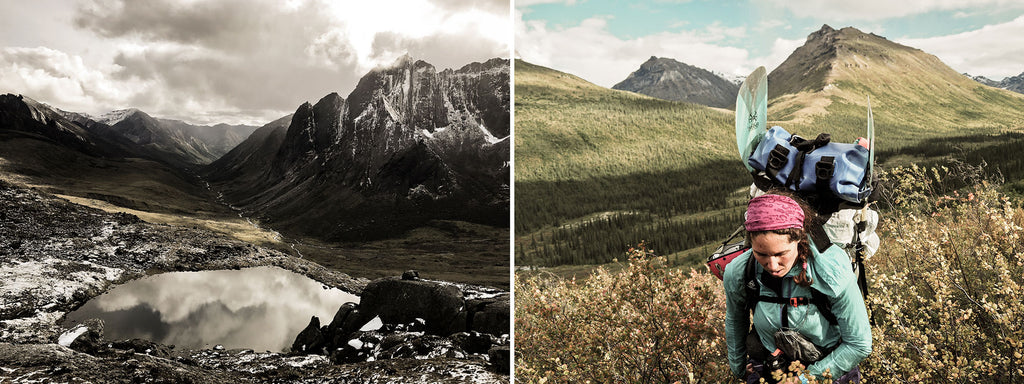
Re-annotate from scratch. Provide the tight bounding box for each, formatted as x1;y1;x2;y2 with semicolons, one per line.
744;253;760;314
810;288;838;325
852;218;870;300
744;252;839;326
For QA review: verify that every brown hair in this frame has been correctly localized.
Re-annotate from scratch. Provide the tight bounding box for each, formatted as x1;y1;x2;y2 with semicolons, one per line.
746;190;816;287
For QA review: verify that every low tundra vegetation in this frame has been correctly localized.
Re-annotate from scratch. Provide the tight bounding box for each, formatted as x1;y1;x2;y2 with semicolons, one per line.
516;164;1024;383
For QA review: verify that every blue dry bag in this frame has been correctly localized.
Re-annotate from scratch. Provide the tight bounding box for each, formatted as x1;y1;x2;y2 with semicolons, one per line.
748;126;871;204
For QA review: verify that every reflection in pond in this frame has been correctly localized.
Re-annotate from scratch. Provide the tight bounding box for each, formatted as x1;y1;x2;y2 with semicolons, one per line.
63;266;358;352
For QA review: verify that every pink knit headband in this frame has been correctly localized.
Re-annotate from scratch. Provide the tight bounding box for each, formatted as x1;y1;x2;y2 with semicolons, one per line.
745;194;804;232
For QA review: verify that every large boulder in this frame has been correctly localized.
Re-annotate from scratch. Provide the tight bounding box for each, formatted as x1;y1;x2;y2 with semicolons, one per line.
291;316;325;354
359;277;464;336
325;302;367;346
488;345;510;375
466;293;510;337
63;319;105;355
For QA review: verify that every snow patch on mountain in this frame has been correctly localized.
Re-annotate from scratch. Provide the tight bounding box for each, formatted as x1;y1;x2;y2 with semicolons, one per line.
96;108;139;126
419;127;449;139
478;124;505;145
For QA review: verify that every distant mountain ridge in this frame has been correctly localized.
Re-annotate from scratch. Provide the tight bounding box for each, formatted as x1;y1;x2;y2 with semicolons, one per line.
965;71;1024;94
0;95;257;168
612;56;739;108
0;94;110;156
203;56;510;241
514;25;1024;269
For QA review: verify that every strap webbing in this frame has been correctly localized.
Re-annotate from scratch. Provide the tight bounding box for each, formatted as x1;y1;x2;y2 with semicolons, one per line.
744;256;839;326
815;156;835;192
766;144;790;181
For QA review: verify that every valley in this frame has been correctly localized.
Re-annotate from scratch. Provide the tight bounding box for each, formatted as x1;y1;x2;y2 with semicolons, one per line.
0;55;511;382
0;56;511;289
515;24;1024;274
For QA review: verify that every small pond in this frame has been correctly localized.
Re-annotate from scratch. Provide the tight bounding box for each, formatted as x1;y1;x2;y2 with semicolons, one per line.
62;266;358;352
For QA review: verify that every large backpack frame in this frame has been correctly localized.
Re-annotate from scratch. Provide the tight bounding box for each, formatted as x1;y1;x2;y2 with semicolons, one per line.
709;67;875;317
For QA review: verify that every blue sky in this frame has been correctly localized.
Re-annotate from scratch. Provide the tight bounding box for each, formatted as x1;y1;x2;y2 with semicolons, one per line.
516;0;1024;87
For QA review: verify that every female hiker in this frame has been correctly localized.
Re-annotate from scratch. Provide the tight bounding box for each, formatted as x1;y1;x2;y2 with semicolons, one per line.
723;193;871;383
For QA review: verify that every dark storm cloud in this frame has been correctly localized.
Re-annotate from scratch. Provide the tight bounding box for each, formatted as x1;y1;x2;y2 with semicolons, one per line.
0;0;508;125
74;0;264;50
71;0;363;124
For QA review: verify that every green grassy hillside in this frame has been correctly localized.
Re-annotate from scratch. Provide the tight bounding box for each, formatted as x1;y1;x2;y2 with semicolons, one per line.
769;26;1024;155
514;60;749;267
516;25;1024;270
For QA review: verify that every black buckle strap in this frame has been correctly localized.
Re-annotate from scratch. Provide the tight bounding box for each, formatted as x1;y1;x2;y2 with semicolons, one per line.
790;133;831;151
784;133;832;189
785;150;807;188
744;255;840;326
767;144;790;181
815;156;835;192
757;296;812;307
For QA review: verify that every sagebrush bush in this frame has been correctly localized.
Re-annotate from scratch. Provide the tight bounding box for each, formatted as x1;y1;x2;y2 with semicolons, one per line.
864;164;1024;382
516;163;1024;383
515;242;731;383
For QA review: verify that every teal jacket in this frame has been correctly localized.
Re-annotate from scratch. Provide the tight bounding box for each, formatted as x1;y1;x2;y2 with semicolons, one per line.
723;240;872;379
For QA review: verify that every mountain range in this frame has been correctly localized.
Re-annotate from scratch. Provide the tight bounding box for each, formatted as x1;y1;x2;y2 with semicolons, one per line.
1;55;510;244
966;72;1024;94
612;56;739;109
202;55;510;241
0;96;257;169
514;24;1024;267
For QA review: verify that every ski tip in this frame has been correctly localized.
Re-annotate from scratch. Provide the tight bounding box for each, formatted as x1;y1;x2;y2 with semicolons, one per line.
744;66;767;92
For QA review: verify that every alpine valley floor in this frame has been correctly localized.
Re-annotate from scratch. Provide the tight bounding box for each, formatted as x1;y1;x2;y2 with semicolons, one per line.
0;179;509;383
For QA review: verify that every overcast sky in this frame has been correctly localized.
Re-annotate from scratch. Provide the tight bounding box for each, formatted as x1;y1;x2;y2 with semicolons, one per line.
0;0;510;125
517;0;1024;88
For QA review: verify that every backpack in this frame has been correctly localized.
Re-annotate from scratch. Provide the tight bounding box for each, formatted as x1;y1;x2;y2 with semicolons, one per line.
748;127;871;204
707;66;876;309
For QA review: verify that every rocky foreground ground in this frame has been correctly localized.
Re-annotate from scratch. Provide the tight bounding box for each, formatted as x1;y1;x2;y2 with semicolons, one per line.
0;180;509;383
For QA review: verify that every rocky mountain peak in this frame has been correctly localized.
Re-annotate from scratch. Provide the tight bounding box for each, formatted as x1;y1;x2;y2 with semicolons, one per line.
768;25;930;98
202;57;509;241
965;70;1024;94
96;108;142;126
612;56;739;108
456;57;508;75
1002;72;1024;93
0;93;99;155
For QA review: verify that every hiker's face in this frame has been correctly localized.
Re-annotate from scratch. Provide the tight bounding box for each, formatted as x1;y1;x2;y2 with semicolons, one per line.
751;232;799;278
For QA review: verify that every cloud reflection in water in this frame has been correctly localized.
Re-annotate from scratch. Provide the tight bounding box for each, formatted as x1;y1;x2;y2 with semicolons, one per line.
64;266;358;352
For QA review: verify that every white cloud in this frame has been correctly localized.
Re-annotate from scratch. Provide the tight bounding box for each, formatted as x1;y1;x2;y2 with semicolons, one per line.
517;11;759;87
898;14;1024;79
755;37;805;75
0;46;140;115
516;11;773;86
763;0;1024;21
1;0;509;125
321;0;510;74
